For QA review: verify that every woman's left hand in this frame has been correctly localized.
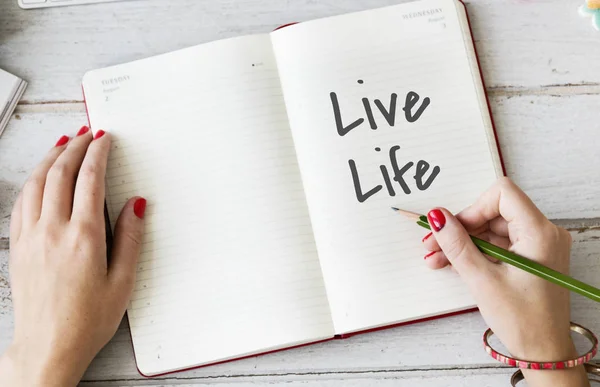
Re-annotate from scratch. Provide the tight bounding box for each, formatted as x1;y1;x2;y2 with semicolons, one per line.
0;126;146;387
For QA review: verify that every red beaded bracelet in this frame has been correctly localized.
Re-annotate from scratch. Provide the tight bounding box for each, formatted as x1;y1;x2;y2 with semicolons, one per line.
483;322;598;370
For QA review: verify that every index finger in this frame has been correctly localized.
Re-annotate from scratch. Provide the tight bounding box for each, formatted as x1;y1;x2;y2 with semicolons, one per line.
457;177;548;232
72;130;110;222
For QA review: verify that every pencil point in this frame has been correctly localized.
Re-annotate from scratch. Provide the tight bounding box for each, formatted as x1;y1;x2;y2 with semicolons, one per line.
390;207;423;221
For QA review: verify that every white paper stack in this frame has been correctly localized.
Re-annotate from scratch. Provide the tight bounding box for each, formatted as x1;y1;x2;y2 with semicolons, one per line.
0;68;27;137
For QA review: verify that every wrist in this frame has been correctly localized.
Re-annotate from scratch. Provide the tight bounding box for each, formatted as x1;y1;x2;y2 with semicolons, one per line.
509;330;578;362
509;335;591;387
0;341;86;387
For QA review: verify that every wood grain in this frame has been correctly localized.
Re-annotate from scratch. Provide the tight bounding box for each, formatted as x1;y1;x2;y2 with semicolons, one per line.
0;0;599;104
491;94;600;219
1;230;598;383
78;368;516;387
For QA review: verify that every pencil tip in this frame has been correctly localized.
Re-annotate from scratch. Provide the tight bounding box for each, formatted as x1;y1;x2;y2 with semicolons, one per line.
390;207;423;221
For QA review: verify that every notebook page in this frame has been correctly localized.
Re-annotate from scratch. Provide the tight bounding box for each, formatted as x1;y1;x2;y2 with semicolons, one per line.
82;34;334;375
271;0;502;334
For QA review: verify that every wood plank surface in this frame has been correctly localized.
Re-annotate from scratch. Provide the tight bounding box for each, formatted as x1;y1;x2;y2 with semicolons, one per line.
1;230;599;383
491;94;600;219
0;0;599;104
78;369;516;387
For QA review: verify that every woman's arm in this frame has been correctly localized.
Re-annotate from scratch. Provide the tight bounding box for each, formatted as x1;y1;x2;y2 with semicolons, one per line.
423;177;590;387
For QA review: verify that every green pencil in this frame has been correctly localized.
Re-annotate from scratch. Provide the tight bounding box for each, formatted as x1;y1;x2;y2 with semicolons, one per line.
391;207;600;303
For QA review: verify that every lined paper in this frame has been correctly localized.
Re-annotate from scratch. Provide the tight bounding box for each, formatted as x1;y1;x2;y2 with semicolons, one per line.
83;34;334;375
271;0;503;334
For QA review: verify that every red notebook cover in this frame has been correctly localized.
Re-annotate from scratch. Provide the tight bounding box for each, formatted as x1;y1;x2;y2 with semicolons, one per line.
82;0;506;377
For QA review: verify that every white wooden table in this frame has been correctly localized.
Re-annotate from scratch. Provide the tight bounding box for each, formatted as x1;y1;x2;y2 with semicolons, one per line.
1;0;600;385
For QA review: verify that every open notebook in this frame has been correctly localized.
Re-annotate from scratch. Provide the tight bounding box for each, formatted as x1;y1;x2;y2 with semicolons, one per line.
82;0;504;377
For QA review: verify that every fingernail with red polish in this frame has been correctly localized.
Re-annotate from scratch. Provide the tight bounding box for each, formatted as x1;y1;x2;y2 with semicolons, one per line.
77;125;90;136
55;135;69;147
424;251;436;260
422;232;433;242
93;130;106;140
133;198;147;219
427;209;446;232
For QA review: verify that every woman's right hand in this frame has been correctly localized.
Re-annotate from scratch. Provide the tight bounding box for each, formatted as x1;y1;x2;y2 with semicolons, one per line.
422;177;589;387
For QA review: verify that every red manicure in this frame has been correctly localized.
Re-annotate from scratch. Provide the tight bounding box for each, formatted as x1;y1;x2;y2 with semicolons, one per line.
422;232;433;242
76;126;90;136
134;198;147;219
424;251;436;260
427;209;446;232
55;135;69;147
93;130;106;140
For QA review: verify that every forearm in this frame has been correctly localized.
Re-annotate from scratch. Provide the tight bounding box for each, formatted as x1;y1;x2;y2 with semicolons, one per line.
0;343;84;387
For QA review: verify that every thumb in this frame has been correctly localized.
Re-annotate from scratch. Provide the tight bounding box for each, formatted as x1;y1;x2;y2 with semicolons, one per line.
427;208;496;283
108;196;147;298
